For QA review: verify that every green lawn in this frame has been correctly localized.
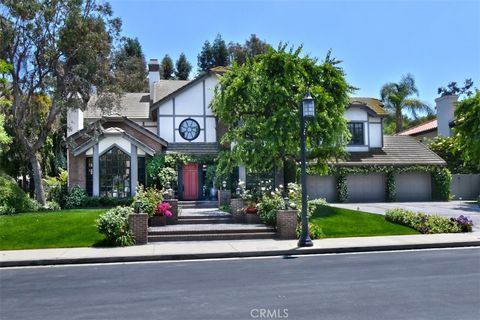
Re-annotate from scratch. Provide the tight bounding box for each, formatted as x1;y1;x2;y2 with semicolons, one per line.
311;205;419;238
0;209;108;250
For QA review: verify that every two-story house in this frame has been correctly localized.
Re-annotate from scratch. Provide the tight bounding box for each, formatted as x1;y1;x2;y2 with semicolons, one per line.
67;59;445;202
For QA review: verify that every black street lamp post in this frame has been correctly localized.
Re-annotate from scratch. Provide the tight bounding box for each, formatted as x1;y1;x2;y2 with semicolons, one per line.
298;92;314;247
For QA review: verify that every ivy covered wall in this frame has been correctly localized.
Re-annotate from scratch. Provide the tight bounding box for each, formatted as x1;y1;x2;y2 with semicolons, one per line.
308;165;451;203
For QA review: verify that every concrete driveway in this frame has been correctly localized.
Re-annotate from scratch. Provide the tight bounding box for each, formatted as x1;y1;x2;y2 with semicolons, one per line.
330;201;480;231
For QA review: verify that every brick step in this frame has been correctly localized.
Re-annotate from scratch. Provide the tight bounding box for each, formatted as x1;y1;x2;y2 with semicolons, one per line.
148;225;275;236
179;215;231;220
148;232;277;242
179;201;218;209
178;217;234;224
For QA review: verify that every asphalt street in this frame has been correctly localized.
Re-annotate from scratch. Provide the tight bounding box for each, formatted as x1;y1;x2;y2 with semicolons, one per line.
1;248;479;320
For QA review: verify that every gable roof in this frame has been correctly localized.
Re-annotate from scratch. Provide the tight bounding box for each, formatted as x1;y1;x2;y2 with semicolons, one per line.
150;69;225;112
349;97;388;116
84;93;151;119
398;119;438;136
335;135;446;166
153;80;190;104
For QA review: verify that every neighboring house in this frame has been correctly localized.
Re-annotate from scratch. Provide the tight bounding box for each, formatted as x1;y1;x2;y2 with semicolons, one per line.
398;95;458;142
67;59;446;202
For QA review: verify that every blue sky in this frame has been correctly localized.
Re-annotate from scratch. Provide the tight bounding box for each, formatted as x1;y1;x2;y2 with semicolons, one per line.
110;0;480;106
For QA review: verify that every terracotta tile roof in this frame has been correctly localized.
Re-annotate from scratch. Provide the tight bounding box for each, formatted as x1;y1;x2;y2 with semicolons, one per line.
398;119;438;136
335;136;446;166
349;97;388;116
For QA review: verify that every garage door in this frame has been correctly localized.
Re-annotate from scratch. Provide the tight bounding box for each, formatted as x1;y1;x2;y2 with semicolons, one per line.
306;175;337;202
395;172;431;201
347;173;386;202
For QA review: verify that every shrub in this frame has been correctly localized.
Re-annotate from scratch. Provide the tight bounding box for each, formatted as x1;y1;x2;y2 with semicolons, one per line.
451;215;474;232
131;185;163;217
336;174;348;203
64;186;87;209
296;222;324;240
96;206;135;246
307;198;327;218
257;188;285;226
43;169;68;206
385;208;469;234
82;196;133;208
0;173;34;214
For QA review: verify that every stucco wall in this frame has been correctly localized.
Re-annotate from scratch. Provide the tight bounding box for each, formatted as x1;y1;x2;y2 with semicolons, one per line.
157;75;218;144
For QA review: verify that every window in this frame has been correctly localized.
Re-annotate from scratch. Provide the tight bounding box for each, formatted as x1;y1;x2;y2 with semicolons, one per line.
100;146;131;198
138;156;146;188
179;118;200;141
86;157;93;196
348;122;364;145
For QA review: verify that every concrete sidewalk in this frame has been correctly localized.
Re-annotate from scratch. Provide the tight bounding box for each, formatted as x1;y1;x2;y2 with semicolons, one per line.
2;232;480;267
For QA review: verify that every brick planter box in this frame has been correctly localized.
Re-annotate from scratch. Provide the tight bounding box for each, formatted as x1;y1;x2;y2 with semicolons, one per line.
230;198;245;222
128;213;148;245
164;199;178;224
245;213;261;224
276;210;298;239
149;215;166;226
218;190;231;207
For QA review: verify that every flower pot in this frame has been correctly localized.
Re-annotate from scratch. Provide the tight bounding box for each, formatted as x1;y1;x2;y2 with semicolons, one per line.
149;215;166;226
246;212;261;224
245;206;258;214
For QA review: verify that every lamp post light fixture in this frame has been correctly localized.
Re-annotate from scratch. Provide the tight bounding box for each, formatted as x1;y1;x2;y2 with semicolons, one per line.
134;200;143;214
298;92;314;247
222;180;227;190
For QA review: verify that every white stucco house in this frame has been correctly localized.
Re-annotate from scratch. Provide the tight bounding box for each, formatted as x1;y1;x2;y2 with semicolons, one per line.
67;59;445;202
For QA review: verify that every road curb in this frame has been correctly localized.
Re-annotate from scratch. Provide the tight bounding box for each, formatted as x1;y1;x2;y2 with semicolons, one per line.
2;241;480;268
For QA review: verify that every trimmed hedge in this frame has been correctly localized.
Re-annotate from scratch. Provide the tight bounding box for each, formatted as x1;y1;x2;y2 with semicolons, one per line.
385;208;473;234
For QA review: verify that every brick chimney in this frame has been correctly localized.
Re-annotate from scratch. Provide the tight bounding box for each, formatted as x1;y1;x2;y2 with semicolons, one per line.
148;59;160;103
435;94;458;137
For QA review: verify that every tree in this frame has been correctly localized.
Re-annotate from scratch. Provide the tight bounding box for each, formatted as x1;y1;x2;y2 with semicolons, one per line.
211;45;353;180
175;53;192;80
211;34;230;67
380;74;431;133
197;40;214;72
454;91;480;165
1;0;122;205
429;137;479;173
438;79;474;97
113;37;148;92
229;34;270;65
160;54;174;80
198;34;230;72
0;60;12;150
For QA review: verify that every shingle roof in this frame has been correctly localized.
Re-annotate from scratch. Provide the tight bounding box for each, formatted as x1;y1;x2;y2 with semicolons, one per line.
84;93;150;119
398;119;438;136
349;97;388;116
336;136;446;166
153;80;190;103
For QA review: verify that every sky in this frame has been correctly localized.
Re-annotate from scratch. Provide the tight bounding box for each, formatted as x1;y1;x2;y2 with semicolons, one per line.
110;0;480;107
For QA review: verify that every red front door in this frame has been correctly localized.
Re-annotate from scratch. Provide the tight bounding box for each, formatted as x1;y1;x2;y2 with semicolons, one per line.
182;163;198;200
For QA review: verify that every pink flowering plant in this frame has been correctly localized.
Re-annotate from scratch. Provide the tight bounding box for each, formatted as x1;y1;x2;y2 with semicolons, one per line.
155;201;173;217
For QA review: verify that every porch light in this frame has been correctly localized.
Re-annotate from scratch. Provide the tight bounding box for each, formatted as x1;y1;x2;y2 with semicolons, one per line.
302;92;315;118
134;200;142;214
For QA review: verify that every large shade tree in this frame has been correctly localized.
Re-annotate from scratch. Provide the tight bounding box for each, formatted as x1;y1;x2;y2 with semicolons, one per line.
380;74;431;133
113;37;148;92
0;0;122;205
454;91;480;166
211;45;353;180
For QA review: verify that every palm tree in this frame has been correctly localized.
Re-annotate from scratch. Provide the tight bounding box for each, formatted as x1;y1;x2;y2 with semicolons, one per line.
380;74;432;133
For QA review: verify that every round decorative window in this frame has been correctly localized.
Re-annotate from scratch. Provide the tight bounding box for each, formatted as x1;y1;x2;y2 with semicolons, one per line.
179;118;200;141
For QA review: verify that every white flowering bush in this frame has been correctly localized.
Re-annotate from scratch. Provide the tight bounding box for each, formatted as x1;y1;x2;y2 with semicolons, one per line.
96;206;135;246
